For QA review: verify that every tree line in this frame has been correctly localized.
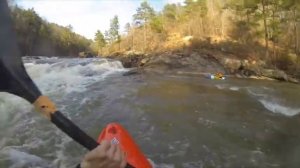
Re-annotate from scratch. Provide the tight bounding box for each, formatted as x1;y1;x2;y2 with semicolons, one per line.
10;0;300;72
225;0;299;66
10;6;94;57
96;0;299;73
94;1;158;55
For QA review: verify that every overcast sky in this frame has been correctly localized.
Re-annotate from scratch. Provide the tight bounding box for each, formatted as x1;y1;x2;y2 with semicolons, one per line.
16;0;184;40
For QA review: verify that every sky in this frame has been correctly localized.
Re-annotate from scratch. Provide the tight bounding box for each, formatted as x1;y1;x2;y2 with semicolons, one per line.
16;0;184;40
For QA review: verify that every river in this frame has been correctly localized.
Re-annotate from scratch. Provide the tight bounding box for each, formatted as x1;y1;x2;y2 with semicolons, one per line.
0;57;300;168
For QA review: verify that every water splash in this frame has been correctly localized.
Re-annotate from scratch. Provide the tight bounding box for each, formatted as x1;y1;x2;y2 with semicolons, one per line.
24;58;126;95
247;87;300;116
0;148;50;168
0;57;127;168
259;99;300;117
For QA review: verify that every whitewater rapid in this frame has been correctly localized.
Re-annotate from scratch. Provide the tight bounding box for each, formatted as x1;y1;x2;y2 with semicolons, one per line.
1;57;300;168
215;83;300;117
0;57;128;168
23;57;126;94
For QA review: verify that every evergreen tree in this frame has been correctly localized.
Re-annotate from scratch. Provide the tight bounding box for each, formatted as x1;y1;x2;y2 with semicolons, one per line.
94;30;106;55
108;15;120;43
124;22;131;34
133;1;155;25
150;15;164;33
133;1;155;51
104;30;111;44
10;6;93;56
163;4;178;21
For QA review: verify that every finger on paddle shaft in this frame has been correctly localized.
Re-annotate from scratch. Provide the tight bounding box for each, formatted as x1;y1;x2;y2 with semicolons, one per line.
34;97;135;167
35;98;135;168
51;111;135;168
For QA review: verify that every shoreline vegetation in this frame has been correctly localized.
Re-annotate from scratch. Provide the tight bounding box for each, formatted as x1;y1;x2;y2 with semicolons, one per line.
10;0;300;83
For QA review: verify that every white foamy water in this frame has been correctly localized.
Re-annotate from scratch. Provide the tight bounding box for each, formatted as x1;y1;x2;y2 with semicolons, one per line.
215;84;227;90
229;86;240;91
24;58;126;94
1;57;127;126
2;57;300;168
215;84;240;91
247;87;300;116
214;84;300;117
0;57;128;168
0;148;49;168
259;99;300;117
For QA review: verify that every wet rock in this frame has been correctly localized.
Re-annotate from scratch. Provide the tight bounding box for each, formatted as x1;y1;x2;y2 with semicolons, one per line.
110;50;299;84
240;69;257;77
140;58;150;66
119;55;141;68
143;51;225;73
287;76;299;84
261;69;288;81
122;69;140;76
149;55;172;65
221;58;242;73
182;36;193;46
248;76;274;80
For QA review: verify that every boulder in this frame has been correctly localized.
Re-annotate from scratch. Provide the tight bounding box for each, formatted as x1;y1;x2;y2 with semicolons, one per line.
240;69;257;77
122;68;140;76
182;36;193;46
220;58;241;73
287;77;299;83
120;56;140;68
261;69;288;81
140;57;150;66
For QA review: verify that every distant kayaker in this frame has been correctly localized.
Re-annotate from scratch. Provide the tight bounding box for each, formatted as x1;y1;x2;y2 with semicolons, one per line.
215;72;224;79
209;72;226;80
80;140;126;168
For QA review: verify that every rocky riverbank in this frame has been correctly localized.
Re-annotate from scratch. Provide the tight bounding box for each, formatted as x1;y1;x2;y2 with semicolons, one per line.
107;50;299;84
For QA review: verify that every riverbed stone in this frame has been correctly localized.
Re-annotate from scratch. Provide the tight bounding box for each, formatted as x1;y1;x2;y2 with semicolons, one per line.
110;50;298;84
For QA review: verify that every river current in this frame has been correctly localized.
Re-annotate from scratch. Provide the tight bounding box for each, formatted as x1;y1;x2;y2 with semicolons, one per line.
0;57;300;168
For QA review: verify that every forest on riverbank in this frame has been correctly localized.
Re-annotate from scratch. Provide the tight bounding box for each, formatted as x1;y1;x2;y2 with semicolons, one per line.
96;0;300;79
10;0;300;79
10;6;95;56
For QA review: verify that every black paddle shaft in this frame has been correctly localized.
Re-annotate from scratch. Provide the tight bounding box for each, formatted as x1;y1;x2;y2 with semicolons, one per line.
0;0;41;102
0;1;134;167
51;111;99;150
